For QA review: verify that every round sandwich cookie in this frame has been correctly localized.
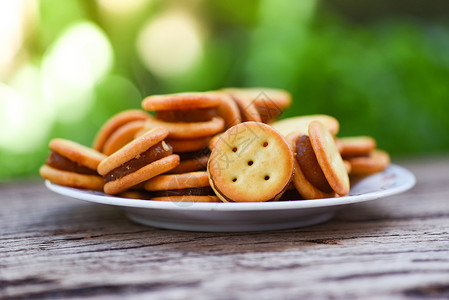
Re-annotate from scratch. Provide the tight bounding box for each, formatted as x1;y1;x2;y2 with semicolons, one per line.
39;138;106;190
141;92;224;132
102;120;146;155
208;122;294;202
208;133;222;152
286;121;350;200
142;92;222;111
142;116;225;139
97;127;180;195
224;88;291;123
167;146;210;174
271;115;340;137
144;171;220;202
214;91;242;129
337;136;377;158
347;149;390;176
222;88;262;123
93;109;150;153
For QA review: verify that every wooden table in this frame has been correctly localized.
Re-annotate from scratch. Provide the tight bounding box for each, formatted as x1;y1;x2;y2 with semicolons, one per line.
1;157;448;299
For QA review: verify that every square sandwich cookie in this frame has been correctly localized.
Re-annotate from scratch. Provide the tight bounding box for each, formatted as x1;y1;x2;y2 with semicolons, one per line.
286;121;350;200
40;139;106;190
207;122;294;202
97;127;179;195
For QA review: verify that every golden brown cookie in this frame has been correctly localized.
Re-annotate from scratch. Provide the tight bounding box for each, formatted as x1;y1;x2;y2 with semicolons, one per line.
102;120;146;156
215;91;242;129
142;116;225;139
40;138;106;190
144;171;219;202
167;154;209;174
347;149;390;176
208;122;293;202
223;88;262;122
142;92;222;111
225;88;291;123
286;132;336;199
271;115;340;137
338;136;377;158
93;110;150;153
208;133;222;152
97;127;180;194
308;121;350;196
286;121;349;199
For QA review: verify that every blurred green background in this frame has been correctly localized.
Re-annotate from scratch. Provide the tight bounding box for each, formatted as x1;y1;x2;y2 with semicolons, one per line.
0;0;448;180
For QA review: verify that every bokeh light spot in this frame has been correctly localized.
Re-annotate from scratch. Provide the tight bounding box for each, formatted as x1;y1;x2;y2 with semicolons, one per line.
137;11;203;78
41;22;113;123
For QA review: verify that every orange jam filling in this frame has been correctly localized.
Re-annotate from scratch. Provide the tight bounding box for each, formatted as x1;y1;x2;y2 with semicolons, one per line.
105;142;172;182
47;151;97;175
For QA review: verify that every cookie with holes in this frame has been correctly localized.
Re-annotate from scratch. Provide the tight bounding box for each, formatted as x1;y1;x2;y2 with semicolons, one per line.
286;121;350;199
144;171;220;202
207;122;293;202
271;115;340;137
40;138;106;190
93;109;150;154
223;88;291;123
97;127;180;195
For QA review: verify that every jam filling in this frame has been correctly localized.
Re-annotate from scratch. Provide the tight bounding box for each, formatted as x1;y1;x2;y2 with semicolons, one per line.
177;148;211;161
296;135;333;193
156;108;217;123
152;186;214;197
47;151;97;175
105;142;173;183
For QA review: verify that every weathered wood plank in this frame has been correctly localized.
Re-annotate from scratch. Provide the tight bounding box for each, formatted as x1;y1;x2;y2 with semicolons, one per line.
1;157;449;299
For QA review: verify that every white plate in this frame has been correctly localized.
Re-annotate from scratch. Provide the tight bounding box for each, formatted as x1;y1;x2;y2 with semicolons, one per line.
45;164;415;232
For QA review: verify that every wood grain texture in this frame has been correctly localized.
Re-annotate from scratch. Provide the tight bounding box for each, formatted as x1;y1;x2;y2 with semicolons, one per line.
1;157;449;299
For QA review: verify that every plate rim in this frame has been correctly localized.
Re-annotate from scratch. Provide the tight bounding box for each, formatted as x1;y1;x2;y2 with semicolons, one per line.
45;164;415;212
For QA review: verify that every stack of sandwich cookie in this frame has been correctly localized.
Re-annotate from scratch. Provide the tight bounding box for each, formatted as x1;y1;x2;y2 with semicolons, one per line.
286;121;350;199
337;136;390;176
208;122;294;202
93;110;150;155
39;86;394;203
141;92;225;173
144;171;219;202
40;139;106;190
97;127;179;194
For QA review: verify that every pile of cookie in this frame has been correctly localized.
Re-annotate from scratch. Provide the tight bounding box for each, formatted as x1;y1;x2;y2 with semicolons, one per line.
40;88;390;202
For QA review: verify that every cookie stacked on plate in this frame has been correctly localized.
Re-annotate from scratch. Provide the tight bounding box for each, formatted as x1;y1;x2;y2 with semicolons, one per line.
40;87;391;202
141;92;225;174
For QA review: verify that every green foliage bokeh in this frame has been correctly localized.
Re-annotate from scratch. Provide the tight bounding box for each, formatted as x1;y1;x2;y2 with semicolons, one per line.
0;0;448;180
